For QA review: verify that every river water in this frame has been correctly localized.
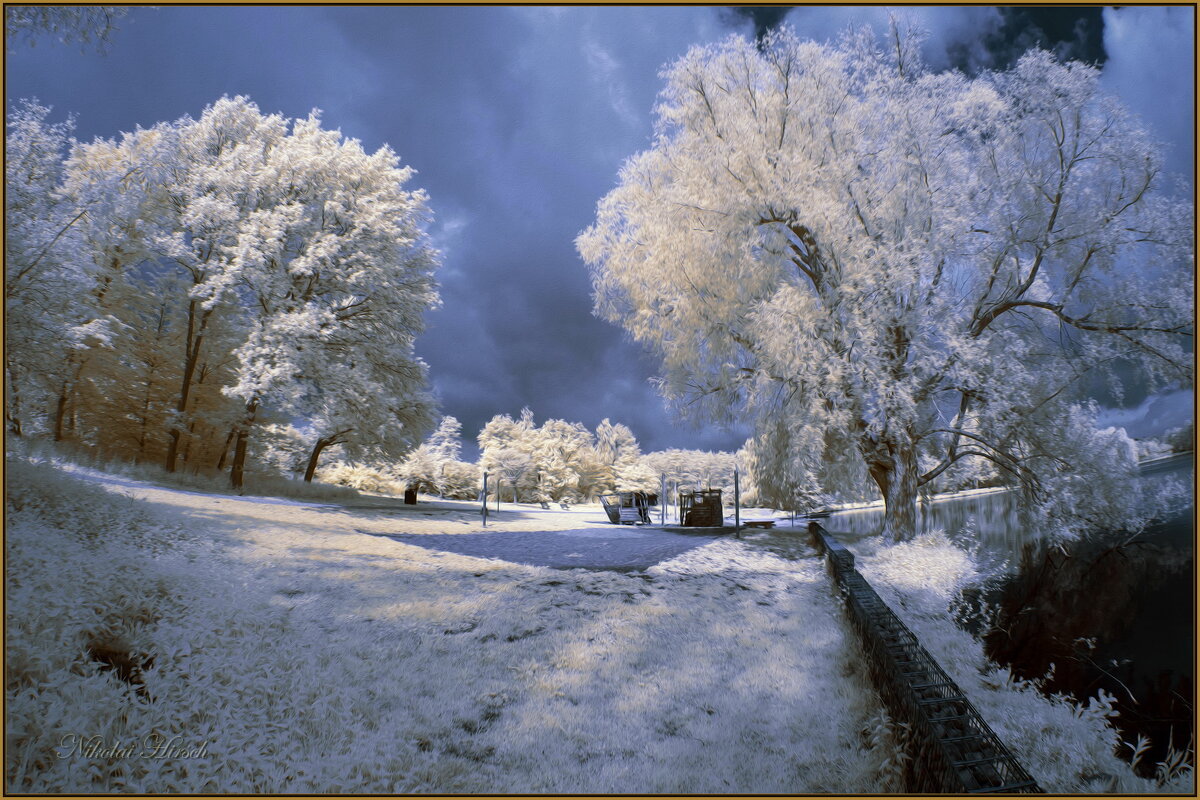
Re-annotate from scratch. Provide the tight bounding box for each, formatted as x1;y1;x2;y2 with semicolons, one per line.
824;452;1195;774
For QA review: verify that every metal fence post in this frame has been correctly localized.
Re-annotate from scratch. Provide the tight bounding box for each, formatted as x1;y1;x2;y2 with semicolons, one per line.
660;473;666;525
734;468;740;537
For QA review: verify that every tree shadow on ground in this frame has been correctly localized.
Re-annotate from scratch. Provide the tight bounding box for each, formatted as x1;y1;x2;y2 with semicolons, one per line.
360;528;725;571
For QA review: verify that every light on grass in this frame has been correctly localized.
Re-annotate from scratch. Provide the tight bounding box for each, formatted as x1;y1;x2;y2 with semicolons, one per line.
6;455;1190;793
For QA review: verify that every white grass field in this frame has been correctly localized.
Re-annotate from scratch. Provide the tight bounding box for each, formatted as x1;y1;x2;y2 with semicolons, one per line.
6;455;1188;793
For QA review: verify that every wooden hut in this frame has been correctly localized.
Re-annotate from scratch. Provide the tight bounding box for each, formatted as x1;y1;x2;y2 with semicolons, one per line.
678;489;723;527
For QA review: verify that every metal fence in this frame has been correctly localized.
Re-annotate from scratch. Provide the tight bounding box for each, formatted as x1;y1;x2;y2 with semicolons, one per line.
808;522;1043;794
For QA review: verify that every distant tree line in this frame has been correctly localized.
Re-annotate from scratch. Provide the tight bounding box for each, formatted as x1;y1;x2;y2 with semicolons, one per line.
309;408;754;506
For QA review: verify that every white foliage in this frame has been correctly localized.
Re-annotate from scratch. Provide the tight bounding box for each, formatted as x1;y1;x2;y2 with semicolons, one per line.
426;416;463;464
40;95;441;480
579;25;1194;541
477;410;597;502
317;460;404;495
5;100;98;436
393;417;474;496
640;448;741;499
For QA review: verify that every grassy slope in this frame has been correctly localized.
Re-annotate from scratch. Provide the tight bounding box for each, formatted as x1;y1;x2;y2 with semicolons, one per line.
6;456;896;793
10;455;1185;793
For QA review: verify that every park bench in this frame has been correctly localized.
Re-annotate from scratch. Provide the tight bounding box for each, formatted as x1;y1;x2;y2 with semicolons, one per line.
742;520;775;530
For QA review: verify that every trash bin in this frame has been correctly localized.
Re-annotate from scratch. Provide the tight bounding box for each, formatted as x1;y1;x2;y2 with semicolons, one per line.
403;488;417;505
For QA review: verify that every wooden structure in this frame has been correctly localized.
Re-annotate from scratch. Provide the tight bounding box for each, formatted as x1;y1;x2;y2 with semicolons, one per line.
599;491;656;525
678;489;723;527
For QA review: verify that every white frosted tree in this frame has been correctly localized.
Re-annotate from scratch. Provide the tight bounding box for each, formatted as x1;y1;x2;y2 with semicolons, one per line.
532;418;592;502
394;415;466;495
5;99;76;437
427;415;463;464
5;100;122;441
439;459;481;500
64;96;441;488
65;99;265;474
214;101;440;488
614;459;660;493
394;441;441;495
6;5;130;51
593;417;642;493
477;410;597;502
483;447;532;503
579;26;1193;542
641;448;739;498
478;410;538;501
297;365;435;485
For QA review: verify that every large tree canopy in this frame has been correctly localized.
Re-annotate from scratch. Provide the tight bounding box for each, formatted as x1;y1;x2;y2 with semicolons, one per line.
579;26;1193;541
7;96;441;488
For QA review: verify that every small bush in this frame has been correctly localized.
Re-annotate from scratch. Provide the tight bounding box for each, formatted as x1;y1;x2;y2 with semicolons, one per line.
316;461;404;495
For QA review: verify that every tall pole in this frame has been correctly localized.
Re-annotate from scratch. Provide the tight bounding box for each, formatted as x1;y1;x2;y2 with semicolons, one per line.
733;468;741;537
496;478;501;512
482;471;488;527
660;473;666;526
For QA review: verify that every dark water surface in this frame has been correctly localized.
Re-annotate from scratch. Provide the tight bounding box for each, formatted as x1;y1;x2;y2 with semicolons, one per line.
825;452;1195;774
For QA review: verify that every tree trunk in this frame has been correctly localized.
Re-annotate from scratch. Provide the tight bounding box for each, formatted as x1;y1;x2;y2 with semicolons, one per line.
180;420;200;466
866;437;920;543
215;426;236;471
52;383;69;442
303;437;332;483
165;302;209;473
6;361;23;437
228;399;258;491
136;388;152;461
165;428;184;472
229;430;249;491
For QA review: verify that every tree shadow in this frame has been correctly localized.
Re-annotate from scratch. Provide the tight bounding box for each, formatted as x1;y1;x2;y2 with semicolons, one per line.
362;528;724;571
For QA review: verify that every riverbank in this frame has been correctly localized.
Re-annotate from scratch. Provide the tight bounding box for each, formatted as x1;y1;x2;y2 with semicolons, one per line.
825;484;1011;514
822;450;1194;516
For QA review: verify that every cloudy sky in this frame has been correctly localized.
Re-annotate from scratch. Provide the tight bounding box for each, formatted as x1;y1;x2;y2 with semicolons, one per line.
7;5;1194;457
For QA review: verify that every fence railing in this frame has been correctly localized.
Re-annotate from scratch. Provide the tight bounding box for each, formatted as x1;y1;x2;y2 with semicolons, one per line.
808;522;1042;794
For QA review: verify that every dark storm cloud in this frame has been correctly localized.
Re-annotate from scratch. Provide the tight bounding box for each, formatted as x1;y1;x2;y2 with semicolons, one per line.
6;6;1190;453
719;7;795;41
1101;6;1195;183
7;5;741;452
946;6;1107;74
312;6;755;452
